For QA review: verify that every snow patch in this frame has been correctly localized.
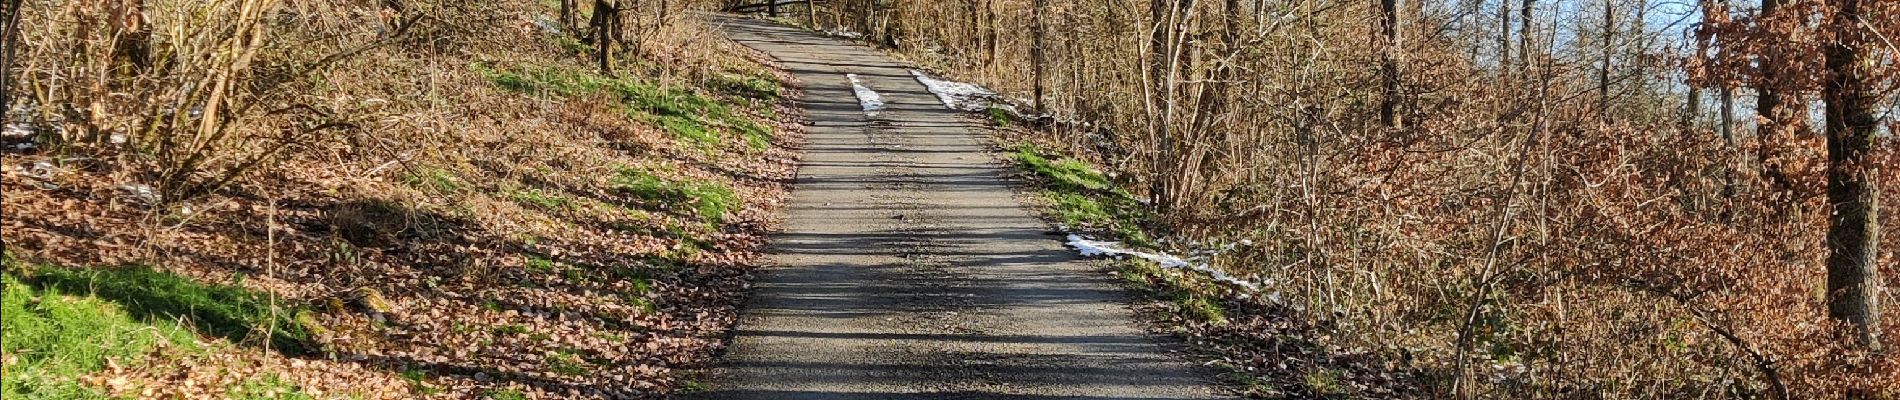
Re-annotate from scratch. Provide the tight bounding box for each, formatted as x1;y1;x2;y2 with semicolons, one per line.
845;74;884;116
1066;234;1269;295
825;27;864;39
2;123;31;138
909;69;1004;112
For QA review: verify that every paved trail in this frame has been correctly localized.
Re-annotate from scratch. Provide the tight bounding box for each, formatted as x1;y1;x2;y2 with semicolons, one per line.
699;16;1226;400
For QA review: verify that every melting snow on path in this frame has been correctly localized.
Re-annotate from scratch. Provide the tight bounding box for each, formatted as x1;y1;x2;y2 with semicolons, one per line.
845;74;884;116
909;69;1007;113
1066;234;1267;295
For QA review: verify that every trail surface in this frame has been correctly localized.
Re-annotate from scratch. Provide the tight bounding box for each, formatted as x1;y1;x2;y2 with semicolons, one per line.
699;16;1226;400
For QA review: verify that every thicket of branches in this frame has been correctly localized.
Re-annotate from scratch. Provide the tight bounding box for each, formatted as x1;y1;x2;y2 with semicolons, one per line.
782;0;1898;397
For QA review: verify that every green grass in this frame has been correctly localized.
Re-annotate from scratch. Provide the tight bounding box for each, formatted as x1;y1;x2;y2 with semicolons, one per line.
547;349;590;376
227;374;314;400
2;272;195;398
1008;145;1152;246
708;72;782;100
678;379;711;393
611;166;739;225
526;256;558;273
987;105;1015;127
399;368;442;396
401;167;462;193
1175;294;1230;326
509;187;572;211
485;388;529;400
476;63;775;149
493;324;529;336
18;264;314;355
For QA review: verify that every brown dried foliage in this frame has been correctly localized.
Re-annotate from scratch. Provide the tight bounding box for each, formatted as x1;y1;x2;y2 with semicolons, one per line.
793;0;1899;397
4;0;800;398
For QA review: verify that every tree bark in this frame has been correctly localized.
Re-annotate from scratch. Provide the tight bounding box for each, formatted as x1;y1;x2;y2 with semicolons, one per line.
1597;0;1613;120
1754;0;1782;135
1517;0;1534;72
593;0;617;74
1378;0;1402;129
0;0;22;128
1147;0;1173;211
561;0;576;31
1497;0;1510;73
1822;0;1883;352
1030;0;1046;112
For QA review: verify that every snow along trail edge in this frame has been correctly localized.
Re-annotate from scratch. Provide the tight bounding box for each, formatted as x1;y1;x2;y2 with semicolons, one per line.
697;15;1231;399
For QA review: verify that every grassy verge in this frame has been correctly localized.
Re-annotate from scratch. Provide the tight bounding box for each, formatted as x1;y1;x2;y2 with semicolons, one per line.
1002;143;1342;397
2;260;314;398
1006;144;1152;247
476;62;777;149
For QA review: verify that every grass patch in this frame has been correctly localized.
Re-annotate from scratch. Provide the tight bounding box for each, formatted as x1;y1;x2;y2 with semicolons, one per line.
493;324;529;336
400;167;462;193
1175;294;1230;326
987;105;1016;127
547;349;590;376
485;388;529;400
708;71;781;100
526;256;558;273
227;374;314;400
399;368;442;396
509;187;572;211
1008;144;1151;246
678;379;711;393
475;63;774;149
16;264;314;355
2;272;196;398
611;166;739;225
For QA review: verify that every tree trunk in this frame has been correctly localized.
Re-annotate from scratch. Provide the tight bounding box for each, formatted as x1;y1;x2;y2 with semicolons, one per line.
983;0;997;70
1497;0;1510;73
1596;0;1613;120
1720;85;1736;200
1147;0;1173;211
1517;0;1534;72
770;0;780;17
1754;0;1782;135
561;0;576;31
0;0;23;128
1030;0;1046;112
593;0;617;74
1378;0;1402;129
1822;0;1883;352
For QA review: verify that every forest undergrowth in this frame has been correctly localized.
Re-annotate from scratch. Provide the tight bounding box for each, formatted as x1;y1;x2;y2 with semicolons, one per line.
2;1;800;398
776;0;1900;397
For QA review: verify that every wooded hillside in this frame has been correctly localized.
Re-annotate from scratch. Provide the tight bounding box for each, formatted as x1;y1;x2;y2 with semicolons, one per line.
763;0;1899;397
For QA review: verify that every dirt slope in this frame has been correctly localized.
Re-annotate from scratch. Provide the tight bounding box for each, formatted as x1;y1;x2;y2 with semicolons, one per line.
694;16;1227;399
